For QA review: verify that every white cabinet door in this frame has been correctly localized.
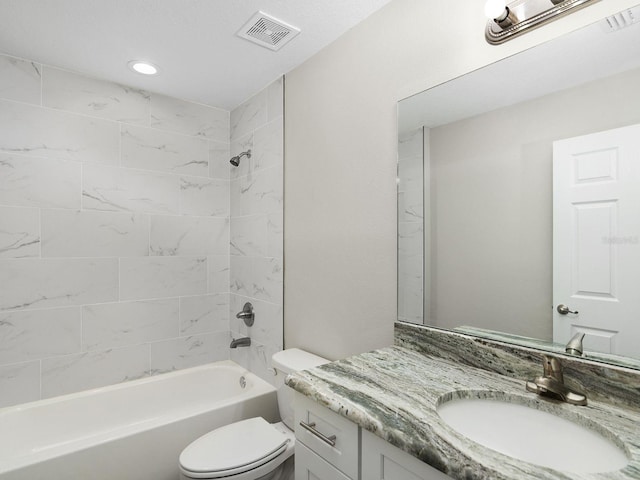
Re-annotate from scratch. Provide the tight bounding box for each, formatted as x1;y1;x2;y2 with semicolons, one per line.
553;124;640;356
294;393;358;479
295;442;351;480
361;429;451;480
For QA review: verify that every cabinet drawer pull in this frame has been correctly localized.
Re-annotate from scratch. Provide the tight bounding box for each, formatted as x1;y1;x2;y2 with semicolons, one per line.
299;421;337;447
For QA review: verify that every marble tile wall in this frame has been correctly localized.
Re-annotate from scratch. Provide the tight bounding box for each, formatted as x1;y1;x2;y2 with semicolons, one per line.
228;78;284;386
397;127;424;323
0;53;233;407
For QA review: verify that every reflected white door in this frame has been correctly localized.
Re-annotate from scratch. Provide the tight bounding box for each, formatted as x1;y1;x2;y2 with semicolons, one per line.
553;124;640;357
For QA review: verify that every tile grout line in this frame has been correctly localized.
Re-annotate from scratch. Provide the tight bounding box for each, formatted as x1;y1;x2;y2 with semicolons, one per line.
39;61;43;107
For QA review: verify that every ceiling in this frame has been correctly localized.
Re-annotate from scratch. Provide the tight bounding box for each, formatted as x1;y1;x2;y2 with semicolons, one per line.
0;0;392;110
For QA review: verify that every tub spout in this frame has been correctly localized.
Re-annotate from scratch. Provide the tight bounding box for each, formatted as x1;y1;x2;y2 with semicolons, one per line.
230;337;251;348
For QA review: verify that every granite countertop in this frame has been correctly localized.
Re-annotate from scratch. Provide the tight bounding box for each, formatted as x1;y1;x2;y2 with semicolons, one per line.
286;346;640;480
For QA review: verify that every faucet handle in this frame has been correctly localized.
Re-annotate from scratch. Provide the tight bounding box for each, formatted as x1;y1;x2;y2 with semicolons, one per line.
565;390;588;405
235;302;255;327
525;380;542;394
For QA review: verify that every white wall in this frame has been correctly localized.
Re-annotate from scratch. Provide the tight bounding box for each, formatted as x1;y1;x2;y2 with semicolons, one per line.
283;0;639;360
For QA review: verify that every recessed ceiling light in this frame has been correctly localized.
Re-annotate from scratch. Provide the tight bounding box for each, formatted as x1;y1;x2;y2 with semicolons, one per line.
127;60;159;75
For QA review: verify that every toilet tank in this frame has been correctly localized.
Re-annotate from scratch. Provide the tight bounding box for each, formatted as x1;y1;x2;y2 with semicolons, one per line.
271;348;329;430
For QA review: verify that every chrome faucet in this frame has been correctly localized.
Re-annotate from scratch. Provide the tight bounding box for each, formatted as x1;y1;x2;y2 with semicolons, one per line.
525;355;587;406
565;332;585;356
230;337;251;349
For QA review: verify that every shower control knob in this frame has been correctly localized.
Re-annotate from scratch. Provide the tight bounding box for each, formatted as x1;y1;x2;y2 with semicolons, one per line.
235;302;255;326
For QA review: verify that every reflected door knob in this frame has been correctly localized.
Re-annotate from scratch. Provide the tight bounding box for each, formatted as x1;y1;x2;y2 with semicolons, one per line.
557;304;578;315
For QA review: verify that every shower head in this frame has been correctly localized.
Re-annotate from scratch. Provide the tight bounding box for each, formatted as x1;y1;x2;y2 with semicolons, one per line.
230;149;251;167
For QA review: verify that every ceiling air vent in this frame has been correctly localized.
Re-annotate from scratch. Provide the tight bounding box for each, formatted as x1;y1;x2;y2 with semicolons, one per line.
237;11;300;51
600;6;640;33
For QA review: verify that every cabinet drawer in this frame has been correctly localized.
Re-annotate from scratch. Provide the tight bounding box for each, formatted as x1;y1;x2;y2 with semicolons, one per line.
295;441;352;480
294;392;358;479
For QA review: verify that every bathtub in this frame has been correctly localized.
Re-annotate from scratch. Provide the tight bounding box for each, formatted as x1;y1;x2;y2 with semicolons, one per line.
0;361;279;480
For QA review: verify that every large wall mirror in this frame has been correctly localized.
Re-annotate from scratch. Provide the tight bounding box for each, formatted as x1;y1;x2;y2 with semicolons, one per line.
397;4;640;368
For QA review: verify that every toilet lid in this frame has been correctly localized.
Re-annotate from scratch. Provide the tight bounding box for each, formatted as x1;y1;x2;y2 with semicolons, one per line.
180;417;290;478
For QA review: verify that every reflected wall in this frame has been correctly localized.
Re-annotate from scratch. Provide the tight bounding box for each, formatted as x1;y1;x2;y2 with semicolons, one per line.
426;67;640;339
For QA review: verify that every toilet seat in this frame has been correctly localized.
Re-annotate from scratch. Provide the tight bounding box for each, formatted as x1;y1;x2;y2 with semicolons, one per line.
179;418;292;479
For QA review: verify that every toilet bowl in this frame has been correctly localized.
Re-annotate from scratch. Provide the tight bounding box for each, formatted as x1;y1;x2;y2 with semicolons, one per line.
179;418;294;480
179;349;328;480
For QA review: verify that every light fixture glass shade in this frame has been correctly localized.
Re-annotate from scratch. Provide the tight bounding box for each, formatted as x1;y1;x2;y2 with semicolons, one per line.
127;60;159;75
484;0;507;19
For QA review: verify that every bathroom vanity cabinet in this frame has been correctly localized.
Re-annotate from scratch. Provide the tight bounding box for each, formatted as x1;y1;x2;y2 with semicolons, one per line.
287;328;640;480
294;393;450;480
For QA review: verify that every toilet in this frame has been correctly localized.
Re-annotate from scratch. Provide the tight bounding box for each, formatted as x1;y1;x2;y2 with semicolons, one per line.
179;348;329;480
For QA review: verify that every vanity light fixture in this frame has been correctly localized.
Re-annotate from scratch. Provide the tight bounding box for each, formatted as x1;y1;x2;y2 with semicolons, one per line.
127;60;159;75
485;0;599;44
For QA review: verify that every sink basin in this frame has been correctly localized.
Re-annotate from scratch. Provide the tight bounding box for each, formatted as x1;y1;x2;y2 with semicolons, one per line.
437;397;628;473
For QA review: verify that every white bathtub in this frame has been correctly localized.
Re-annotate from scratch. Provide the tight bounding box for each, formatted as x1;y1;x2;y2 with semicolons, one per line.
0;361;279;480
